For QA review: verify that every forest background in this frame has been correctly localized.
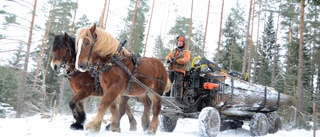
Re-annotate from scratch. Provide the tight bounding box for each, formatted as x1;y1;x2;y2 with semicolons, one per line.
1;0;320;131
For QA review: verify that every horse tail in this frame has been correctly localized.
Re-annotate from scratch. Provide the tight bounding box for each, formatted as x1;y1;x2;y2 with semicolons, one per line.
164;77;171;93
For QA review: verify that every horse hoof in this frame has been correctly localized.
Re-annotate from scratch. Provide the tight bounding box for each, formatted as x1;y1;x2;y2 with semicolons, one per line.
70;123;84;130
104;124;120;132
84;130;99;136
110;127;121;132
145;130;156;135
129;126;137;131
105;124;110;131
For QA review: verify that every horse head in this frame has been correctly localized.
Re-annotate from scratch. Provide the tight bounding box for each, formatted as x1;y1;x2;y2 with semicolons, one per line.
75;23;120;72
51;32;76;71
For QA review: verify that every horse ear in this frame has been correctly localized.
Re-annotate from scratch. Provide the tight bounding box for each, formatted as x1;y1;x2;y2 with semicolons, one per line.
64;32;69;40
89;23;96;35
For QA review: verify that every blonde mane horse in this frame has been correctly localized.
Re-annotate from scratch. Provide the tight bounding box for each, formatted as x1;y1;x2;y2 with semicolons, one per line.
75;24;170;135
50;33;138;131
75;26;130;71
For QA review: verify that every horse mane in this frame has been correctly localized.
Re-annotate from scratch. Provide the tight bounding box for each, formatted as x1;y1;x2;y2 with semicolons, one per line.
76;27;131;57
52;34;76;54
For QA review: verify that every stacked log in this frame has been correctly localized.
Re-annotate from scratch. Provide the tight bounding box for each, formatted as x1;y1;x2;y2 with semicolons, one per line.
214;76;292;117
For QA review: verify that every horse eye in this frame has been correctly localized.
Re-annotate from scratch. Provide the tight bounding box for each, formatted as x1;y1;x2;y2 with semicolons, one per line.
84;41;90;46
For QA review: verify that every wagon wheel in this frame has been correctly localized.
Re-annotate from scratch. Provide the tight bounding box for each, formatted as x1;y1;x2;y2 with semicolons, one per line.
267;112;282;134
198;107;220;137
249;113;269;136
159;115;178;132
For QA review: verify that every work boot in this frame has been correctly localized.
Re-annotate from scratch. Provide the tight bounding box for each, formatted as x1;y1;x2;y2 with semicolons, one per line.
175;87;183;100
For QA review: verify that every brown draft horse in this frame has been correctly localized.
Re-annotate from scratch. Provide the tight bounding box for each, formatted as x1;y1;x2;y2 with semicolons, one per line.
50;32;139;131
75;23;171;135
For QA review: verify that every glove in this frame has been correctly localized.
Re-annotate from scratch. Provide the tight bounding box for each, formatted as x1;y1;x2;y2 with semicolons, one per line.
167;57;176;64
171;57;176;62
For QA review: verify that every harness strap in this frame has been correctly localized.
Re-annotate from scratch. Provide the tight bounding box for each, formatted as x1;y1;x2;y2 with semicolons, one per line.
64;69;81;79
113;59;182;111
89;40;127;95
137;74;166;85
91;63;113;94
124;59;138;94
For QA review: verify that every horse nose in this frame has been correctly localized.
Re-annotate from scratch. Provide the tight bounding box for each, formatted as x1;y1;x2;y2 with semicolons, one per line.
79;64;84;69
50;61;58;71
78;63;87;72
54;65;58;71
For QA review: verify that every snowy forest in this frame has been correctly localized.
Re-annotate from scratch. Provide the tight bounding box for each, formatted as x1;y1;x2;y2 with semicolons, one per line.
1;0;320;134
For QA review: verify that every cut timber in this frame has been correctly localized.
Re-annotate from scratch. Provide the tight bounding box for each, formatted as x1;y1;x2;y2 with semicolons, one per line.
214;76;291;117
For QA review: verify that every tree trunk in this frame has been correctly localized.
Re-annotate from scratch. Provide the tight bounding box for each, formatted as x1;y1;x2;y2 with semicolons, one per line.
70;0;78;35
103;0;111;29
229;28;235;70
143;0;155;57
284;27;292;94
247;0;256;80
172;7;178;50
99;0;108;28
187;0;194;49
202;0;211;56
41;42;54;114
311;29;316;101
216;0;224;64
253;1;261;84
258;0;268;84
271;4;281;88
313;101;316;137
296;0;305;127
128;0;139;50
33;5;53;89
16;0;37;118
241;0;253;75
218;77;291;116
161;3;171;57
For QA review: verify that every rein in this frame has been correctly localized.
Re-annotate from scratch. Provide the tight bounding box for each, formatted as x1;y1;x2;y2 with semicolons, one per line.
112;59;181;111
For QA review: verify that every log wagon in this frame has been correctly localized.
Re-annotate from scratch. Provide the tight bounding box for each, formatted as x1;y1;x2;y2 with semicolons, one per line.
159;57;291;137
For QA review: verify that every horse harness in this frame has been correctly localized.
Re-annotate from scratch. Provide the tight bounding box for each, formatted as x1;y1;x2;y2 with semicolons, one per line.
85;39;181;110
83;38;166;96
90;52;166;95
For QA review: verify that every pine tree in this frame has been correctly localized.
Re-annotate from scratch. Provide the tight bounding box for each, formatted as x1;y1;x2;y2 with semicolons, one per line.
117;0;149;55
259;12;276;86
74;15;91;32
167;16;192;47
7;43;24;69
29;0;78;114
217;2;245;72
191;24;204;59
280;0;300;96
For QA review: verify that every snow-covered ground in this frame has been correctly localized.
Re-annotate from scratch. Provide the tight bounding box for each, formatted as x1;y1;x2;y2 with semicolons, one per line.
0;113;318;137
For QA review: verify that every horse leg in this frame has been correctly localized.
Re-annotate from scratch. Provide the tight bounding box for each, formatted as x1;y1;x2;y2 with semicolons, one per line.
139;95;151;132
105;96;137;132
85;94;116;133
146;95;161;135
125;101;137;131
69;93;90;130
106;101;121;132
119;96;137;131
